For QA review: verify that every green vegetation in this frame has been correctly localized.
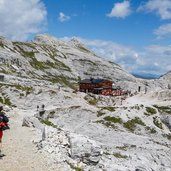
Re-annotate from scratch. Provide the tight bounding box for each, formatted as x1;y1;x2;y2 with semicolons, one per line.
14;43;70;71
134;105;140;110
40;45;71;71
100;106;115;112
66;161;83;171
88;99;98;105
123;117;145;132
95;120;116;129
40;119;57;128
0;96;15;107
116;145;128;151
154;105;171;114
146;126;157;134
97;110;106;117
78;45;91;53
78;59;97;66
166;134;171;140
0;96;3;103
130;105;143;110
150;128;157;134
153;117;163;129
0;68;11;74
113;152;128;159
48;111;56;119
4;97;12;106
14;84;33;95
0;42;4;48
145;107;157;116
104;116;122;124
13;41;36;48
20;93;25;97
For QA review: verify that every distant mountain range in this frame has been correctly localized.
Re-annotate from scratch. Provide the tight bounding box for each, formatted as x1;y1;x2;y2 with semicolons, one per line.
132;73;160;79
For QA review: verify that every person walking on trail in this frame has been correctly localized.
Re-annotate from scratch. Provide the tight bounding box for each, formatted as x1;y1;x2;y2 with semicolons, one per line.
0;106;9;157
37;105;39;111
39;104;45;117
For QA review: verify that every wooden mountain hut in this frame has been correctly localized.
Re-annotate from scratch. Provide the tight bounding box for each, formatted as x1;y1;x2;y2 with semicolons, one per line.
79;78;113;94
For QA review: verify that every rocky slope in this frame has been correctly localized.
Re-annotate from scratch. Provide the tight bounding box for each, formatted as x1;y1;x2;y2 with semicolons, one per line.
0;34;171;171
0;34;146;92
1;80;170;171
1;34;170;93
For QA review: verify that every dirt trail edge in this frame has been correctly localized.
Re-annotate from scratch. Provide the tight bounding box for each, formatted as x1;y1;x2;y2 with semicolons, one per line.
0;109;57;171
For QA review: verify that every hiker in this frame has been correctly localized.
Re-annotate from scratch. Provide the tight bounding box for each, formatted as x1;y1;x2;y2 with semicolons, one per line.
41;104;45;111
138;86;141;92
0;106;9;156
39;104;45;117
37;105;39;111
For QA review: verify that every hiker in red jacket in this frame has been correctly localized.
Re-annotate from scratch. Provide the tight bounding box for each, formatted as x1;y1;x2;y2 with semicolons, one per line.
0;106;9;156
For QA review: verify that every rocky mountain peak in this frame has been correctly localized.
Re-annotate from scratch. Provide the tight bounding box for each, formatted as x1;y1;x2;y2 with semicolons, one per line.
33;34;66;47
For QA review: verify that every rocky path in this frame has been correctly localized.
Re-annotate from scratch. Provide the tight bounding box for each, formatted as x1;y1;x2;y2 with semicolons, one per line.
0;109;56;171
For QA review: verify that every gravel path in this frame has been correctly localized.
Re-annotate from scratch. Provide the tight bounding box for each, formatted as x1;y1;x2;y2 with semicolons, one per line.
0;109;57;171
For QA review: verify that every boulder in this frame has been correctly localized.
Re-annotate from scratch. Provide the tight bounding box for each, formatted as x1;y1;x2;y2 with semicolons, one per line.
162;116;171;131
69;133;102;165
22;116;44;130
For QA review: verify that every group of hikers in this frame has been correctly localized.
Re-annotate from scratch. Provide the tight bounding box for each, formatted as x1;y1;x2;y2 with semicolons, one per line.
0;106;9;158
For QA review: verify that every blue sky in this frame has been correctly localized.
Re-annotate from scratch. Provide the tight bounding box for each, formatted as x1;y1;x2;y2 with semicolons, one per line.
0;0;171;76
43;0;160;47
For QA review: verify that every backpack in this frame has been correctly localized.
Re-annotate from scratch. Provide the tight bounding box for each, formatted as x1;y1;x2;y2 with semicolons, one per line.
0;113;9;131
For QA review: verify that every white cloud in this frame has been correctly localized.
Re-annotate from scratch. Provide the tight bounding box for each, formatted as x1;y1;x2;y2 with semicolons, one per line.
107;0;131;18
138;0;171;20
58;12;70;22
143;45;171;73
71;37;144;72
154;23;171;38
65;37;171;75
0;0;47;41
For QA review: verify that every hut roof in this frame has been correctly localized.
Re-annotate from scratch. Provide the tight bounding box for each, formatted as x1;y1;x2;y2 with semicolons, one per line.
79;78;106;84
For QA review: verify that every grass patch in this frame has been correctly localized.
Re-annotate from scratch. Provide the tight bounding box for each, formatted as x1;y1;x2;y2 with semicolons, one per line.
88;99;98;105
145;107;157;116
0;96;15;107
153;117;163;129
14;84;33;92
116;145;128;151
166;134;171;140
14;84;33;96
100;106;115;112
4;97;12;106
66;161;83;171
97;110;106;117
78;45;91;54
0;96;3;103
95;120;116;129
104;116;122;124
113;152;128;159
40;119;57;128
154;105;171;114
146;126;157;134
0;42;4;48
123;117;145;132
20;93;25;97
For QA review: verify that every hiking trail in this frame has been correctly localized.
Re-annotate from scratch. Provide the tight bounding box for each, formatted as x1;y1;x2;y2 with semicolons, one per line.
0;109;58;171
